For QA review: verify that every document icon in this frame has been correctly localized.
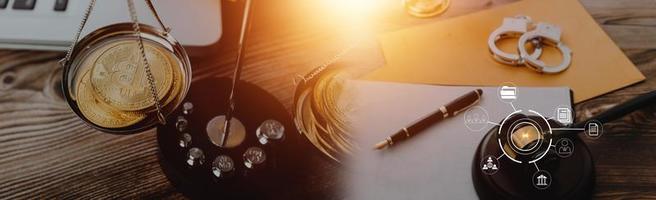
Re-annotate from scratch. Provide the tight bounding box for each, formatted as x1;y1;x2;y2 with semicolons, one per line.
500;86;517;100
588;123;599;136
557;108;572;124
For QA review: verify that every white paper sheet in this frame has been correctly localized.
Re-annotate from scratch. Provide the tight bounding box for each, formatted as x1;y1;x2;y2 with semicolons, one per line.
341;81;572;200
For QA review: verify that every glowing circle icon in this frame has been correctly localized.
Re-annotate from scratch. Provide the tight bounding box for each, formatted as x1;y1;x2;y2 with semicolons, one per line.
464;106;490;132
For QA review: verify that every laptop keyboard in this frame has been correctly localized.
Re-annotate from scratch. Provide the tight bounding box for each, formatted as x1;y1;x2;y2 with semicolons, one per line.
0;0;222;50
0;0;8;9
54;0;67;11
0;0;67;11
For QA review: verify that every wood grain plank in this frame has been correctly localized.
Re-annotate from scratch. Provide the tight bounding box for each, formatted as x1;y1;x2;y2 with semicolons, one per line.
0;0;655;199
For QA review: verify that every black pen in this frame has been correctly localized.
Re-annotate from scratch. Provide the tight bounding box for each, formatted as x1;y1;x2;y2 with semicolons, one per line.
374;89;483;150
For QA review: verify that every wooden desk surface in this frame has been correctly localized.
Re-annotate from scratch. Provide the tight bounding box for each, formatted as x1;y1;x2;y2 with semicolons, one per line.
0;0;655;199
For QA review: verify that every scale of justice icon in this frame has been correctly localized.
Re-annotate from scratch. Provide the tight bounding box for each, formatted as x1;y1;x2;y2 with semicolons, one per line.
472;84;656;199
155;0;317;198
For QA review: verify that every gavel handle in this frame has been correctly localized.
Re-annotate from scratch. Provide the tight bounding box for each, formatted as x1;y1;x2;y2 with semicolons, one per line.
567;90;656;130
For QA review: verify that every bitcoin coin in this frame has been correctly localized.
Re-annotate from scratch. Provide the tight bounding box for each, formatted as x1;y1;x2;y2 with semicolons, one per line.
403;0;450;18
68;44;109;101
62;23;192;134
77;71;146;128
134;46;184;113
90;40;174;111
159;50;184;108
155;66;185;124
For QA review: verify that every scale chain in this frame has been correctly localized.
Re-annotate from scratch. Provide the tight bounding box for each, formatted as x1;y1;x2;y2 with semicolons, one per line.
144;0;171;34
127;0;166;125
61;0;171;126
59;0;96;67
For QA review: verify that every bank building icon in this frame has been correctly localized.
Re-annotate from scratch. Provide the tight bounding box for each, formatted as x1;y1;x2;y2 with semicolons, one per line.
536;174;548;186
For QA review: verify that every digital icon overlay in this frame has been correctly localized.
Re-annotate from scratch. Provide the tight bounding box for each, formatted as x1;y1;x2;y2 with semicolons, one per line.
473;85;606;191
464;106;490;132
497;82;518;104
585;120;603;139
532;170;552;190
556;107;572;124
555;138;574;158
500;86;517;100
481;155;500;175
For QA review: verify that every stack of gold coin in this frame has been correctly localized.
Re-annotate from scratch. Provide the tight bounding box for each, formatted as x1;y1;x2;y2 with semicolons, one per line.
403;0;450;18
72;39;186;129
62;23;192;134
294;67;356;163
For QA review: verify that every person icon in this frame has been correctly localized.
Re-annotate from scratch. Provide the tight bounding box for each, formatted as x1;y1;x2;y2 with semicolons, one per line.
481;156;499;175
482;157;497;170
559;140;571;152
555;138;574;158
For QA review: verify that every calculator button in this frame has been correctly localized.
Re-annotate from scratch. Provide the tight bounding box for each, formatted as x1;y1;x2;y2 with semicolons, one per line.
13;0;37;10
0;0;8;9
54;0;67;11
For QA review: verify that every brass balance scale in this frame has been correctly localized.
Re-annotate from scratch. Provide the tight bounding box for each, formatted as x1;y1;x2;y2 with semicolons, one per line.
61;0;321;198
61;0;190;134
155;1;322;197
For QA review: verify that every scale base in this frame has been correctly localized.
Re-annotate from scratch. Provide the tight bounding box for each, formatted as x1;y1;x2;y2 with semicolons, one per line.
206;115;246;148
157;77;315;199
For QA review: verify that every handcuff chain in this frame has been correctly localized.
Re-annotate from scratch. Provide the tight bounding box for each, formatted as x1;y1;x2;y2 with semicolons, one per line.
127;0;166;125
60;0;96;67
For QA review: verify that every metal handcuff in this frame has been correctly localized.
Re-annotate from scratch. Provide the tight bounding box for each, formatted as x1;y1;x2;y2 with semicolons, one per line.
488;16;572;74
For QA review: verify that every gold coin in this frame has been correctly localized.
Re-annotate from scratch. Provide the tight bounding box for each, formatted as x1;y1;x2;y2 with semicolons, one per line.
403;0;450;18
148;57;186;121
134;46;184;113
90;40;175;111
77;71;146;128
69;44;110;101
159;49;185;108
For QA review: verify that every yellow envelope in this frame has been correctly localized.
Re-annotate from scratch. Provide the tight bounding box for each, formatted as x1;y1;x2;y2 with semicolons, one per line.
365;0;645;103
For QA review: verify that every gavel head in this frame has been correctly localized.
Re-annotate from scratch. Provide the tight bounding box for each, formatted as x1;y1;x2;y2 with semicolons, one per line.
472;112;594;199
